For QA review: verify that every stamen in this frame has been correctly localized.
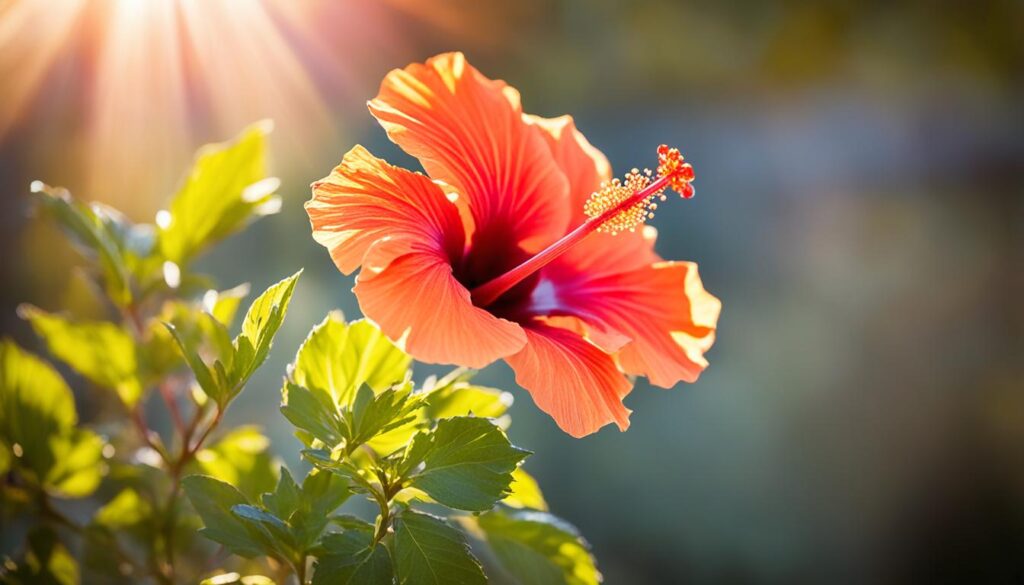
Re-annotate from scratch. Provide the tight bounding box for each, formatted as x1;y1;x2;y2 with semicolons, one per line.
470;145;695;308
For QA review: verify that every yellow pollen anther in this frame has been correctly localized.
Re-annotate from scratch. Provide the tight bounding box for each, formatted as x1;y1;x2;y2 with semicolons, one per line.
582;144;696;235
583;169;659;234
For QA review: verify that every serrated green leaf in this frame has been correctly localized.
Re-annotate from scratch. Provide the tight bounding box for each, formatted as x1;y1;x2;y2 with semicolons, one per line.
260;467;302;520
369;375;510;456
424;383;512;421
195;426;278;500
182;475;267;558
158;122;280;265
280;382;345;448
293;313;410;406
32;183;133;306
347;383;423;448
313;527;393;585
502;467;548;512
472;509;601;585
231;271;301;391
20;307;141;405
232;504;297;554
292;470;351;550
393;509;485;585
401;417;530;512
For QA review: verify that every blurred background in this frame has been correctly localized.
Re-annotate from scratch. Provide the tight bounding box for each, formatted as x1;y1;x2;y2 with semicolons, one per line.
2;0;1022;583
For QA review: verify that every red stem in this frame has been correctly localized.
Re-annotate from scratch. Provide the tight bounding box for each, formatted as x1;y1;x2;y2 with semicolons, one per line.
470;174;670;307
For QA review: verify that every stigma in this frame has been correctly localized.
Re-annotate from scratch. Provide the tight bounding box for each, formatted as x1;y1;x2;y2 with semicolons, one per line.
584;144;695;235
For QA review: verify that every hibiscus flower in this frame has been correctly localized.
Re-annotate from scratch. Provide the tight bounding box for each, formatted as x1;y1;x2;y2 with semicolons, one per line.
308;52;720;437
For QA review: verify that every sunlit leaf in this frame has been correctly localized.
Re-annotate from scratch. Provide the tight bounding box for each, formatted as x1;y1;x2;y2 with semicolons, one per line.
158;122;281;265
45;429;105;498
20;306;142;405
31;183;133;306
165;321;223;404
393;509;485;585
200;574;276;585
204;283;252;328
0;340;103;498
280;381;345;448
401;417;529;512
471;509;601;585
423;383;512;421
231;270;302;392
94;488;152;528
502;467;548;512
347;383;423;448
195;426;279;500
292;313;410;406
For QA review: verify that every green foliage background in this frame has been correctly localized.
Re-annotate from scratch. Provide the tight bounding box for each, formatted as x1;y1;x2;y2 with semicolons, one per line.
0;128;598;584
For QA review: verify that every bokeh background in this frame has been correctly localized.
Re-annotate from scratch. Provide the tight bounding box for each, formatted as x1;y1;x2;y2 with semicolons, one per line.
2;0;1023;583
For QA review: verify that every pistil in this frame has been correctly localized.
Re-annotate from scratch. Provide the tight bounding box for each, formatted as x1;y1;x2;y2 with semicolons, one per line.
470;145;694;308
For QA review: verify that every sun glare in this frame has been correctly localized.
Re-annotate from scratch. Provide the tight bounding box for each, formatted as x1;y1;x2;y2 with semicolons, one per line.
0;0;400;214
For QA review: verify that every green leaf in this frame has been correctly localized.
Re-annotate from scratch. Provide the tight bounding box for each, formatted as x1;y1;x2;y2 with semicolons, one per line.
292;313;410;406
200;574;275;585
195;426;279;500
31;182;133;306
20;306;142;405
347;383;423;448
231;270;302;391
393;509;485;585
257;468;350;552
289;469;351;550
3;527;80;585
370;373;511;456
502;467;549;512
158;121;281;265
182;475;267;558
205;283;252;327
0;340;104;497
423;383;512;421
401;417;530;512
280;381;346;448
232;504;297;556
0;340;76;478
313;527;393;585
94;488;152;528
165;321;223;404
260;467;302;521
45;429;105;498
472;509;601;585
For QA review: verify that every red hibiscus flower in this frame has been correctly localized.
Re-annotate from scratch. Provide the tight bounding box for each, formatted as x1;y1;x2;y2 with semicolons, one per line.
308;52;720;437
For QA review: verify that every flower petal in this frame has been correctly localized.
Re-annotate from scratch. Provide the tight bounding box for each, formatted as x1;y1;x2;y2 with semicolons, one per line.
307;145;464;275
355;252;527;370
505;319;632;438
538;234;721;387
614;262;720;386
525;114;611;223
368;52;570;252
308;145;526;368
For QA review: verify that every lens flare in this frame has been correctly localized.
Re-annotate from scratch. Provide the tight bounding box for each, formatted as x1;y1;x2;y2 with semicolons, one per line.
0;0;404;214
